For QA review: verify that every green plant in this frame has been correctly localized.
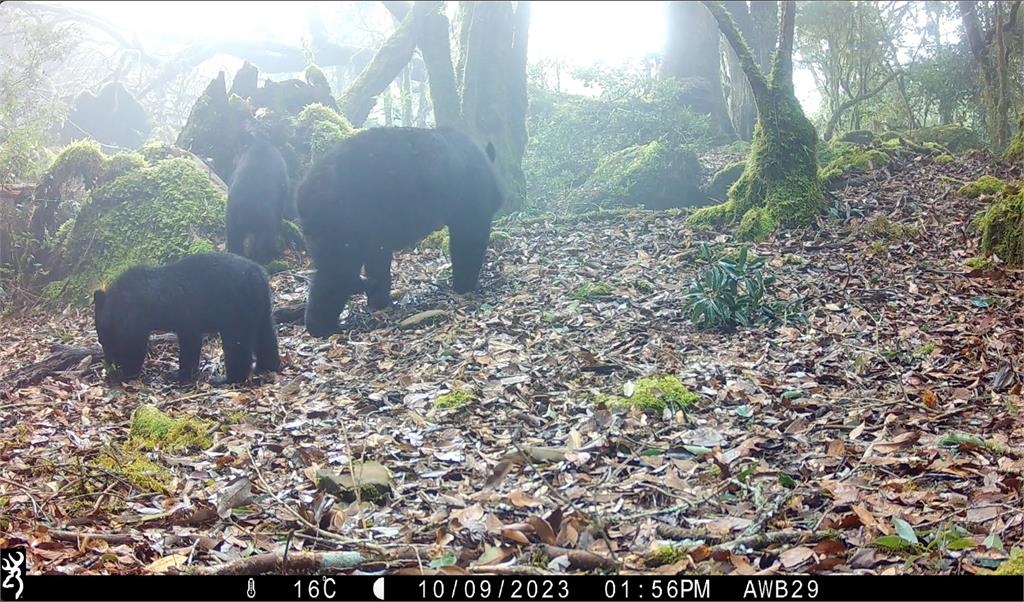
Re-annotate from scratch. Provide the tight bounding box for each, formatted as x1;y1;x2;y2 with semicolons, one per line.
574;281;612;300
682;243;805;330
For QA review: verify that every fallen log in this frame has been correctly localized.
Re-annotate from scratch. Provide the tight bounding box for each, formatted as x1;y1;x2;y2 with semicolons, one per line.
1;303;305;396
194;550;366;575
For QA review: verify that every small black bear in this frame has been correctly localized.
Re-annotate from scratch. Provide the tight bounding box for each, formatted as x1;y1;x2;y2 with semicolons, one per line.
226;138;290;264
93;252;280;384
297;127;503;337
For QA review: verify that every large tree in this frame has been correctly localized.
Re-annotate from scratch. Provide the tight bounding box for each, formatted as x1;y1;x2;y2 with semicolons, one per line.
688;0;823;240
661;1;736;139
958;0;1021;151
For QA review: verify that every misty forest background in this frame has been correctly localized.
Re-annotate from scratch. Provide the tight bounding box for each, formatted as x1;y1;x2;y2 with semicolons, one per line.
2;0;1024;577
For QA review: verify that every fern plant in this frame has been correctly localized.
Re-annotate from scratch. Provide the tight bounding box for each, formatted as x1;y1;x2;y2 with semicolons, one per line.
682;243;805;330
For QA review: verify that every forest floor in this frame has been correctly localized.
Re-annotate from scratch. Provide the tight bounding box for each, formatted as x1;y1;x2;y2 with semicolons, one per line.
2;150;1023;576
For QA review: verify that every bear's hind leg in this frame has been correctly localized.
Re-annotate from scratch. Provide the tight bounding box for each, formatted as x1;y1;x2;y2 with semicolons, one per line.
448;221;491;293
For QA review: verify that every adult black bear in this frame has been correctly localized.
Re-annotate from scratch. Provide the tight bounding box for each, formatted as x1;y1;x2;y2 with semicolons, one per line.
226;138;290;263
93;253;280;384
297;127;503;337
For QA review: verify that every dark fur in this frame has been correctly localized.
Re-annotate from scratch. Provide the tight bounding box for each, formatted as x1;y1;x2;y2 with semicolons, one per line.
227;139;290;264
297;127;503;337
93;253;280;384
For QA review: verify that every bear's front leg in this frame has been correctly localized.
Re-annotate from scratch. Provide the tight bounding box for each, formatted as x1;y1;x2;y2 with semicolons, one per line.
364;247;393;310
176;331;203;383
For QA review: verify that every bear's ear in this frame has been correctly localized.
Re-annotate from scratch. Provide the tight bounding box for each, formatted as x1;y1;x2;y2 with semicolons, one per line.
485;142;496;164
93;289;106;311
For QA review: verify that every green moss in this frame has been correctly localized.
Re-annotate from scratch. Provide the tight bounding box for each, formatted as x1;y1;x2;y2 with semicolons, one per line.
45;140;108;187
864;215;919;242
958;175;1006;198
129;404;213;453
596;376;699;413
46;157;226;304
736;206;776;241
139;143;180;164
420;227;450;255
994;548;1024;575
965;256;991;269
910;125;983;154
977;184;1024;266
632;279;656;293
569;140;704;210
92;447;172;493
686;84;824;238
574;281;612;300
914;342;936;357
102;152;147;182
820;146;891;185
1005;111;1024;163
934;153;955;164
433;390;475;410
648;543;689;566
295;103;354;135
702;160;746;202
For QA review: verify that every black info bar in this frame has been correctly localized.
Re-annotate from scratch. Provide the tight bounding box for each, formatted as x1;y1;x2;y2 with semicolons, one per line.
4;575;1023;602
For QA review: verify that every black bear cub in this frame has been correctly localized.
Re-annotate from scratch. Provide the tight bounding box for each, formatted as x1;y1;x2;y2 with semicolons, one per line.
226;138;290;264
298;127;503;337
93;253;280;384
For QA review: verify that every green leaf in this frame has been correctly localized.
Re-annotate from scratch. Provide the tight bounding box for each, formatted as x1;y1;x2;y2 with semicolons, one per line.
970;296;992;308
640;448;663;457
682;445;711;456
778;473;797;488
894;518;919;545
983;533;1005;552
428;551;457;568
734;405;753;418
944;536;975;551
872;535;909;550
781;390;803;400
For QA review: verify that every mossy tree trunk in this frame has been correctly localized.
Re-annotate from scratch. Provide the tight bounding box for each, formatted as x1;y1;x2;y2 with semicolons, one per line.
958;0;1019;151
688;0;823;241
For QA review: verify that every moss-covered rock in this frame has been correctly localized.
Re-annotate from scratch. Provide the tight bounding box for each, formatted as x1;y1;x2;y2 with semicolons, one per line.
909;125;983;154
834;129;875;146
819;145;891;187
702;160;746;202
569;141;706;210
595;375;699;413
934;153;954;164
129;404;213;453
46;157;226;303
419;227;450;255
977;183;1024;266
101;152;147;183
958;175;1007;198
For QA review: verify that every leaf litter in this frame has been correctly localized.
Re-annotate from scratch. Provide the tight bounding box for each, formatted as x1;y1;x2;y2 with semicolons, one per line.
1;151;1023;576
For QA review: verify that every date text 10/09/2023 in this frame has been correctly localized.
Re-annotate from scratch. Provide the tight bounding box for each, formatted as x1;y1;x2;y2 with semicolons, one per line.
407;577;818;601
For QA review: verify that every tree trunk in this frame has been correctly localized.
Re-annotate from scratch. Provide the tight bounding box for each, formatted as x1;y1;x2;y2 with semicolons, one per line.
958;0;1019;150
414;2;462;128
337;4;429;126
460;1;531;211
661;1;737;140
748;0;778;73
689;0;823;241
722;1;757;140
